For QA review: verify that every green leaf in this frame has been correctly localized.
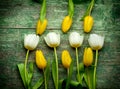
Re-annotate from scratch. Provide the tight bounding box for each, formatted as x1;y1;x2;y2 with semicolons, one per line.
27;62;34;87
32;77;44;89
66;60;73;89
17;63;27;88
60;79;84;89
59;79;64;89
45;59;50;85
52;60;57;89
80;0;95;21
77;63;84;84
84;66;94;89
70;81;83;89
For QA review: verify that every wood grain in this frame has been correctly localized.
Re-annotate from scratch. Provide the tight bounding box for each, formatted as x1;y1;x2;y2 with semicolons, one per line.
0;0;120;89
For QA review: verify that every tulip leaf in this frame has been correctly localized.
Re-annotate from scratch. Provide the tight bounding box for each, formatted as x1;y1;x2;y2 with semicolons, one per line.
80;0;95;21
66;60;73;89
45;59;50;85
32;77;44;89
60;79;86;89
27;62;34;87
52;60;57;89
77;63;84;84
84;66;94;89
17;63;27;89
59;79;64;89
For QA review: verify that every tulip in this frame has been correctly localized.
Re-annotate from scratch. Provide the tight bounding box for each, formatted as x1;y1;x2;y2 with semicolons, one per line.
84;15;93;33
69;32;84;48
83;47;93;67
62;15;72;33
44;32;60;48
36;19;48;35
88;34;104;89
36;50;47;69
61;50;72;69
24;34;39;50
88;34;104;50
69;32;84;83
44;32;60;89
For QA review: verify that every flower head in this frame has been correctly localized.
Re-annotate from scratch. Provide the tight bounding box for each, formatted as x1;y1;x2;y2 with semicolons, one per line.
44;32;60;48
62;15;72;33
36;19;48;35
69;32;84;48
84;15;93;33
24;34;39;50
83;47;93;67
61;50;72;69
36;50;47;69
88;34;104;50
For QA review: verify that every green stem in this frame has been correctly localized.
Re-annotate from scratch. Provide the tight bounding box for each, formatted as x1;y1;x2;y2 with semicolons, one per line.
67;68;70;78
68;0;74;18
93;50;98;89
54;47;58;89
43;69;47;89
86;68;91;89
24;50;29;87
89;0;95;15
76;48;80;82
40;0;46;22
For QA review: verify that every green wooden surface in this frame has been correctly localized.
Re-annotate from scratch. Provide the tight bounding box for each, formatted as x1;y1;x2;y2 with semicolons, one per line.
0;0;120;89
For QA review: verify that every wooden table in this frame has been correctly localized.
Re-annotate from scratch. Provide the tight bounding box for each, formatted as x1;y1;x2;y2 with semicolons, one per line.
0;0;120;89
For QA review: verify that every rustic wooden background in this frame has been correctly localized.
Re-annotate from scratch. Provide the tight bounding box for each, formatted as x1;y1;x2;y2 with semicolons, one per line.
0;0;120;89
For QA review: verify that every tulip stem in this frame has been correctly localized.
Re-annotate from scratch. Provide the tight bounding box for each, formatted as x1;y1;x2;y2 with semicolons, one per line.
43;69;47;89
54;47;58;89
24;50;29;86
93;50;98;89
76;48;80;82
67;68;70;77
40;0;46;22
68;0;74;18
89;0;95;15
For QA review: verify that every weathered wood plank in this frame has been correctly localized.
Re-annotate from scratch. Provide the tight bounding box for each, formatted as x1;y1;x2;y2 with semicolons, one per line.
0;28;120;89
0;0;118;30
0;0;120;89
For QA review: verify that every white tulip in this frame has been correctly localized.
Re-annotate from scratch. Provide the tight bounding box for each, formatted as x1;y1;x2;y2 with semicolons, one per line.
88;34;104;50
44;32;60;48
69;32;84;48
24;34;39;50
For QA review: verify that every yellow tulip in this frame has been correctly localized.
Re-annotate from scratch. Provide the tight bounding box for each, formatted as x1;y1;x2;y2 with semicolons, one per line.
62;50;72;69
83;47;93;67
84;16;93;33
62;15;72;33
36;50;47;69
36;19;47;35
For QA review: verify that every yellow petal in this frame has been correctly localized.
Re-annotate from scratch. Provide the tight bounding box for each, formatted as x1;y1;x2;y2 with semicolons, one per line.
36;19;48;35
84;16;93;33
62;50;72;69
62;16;72;33
83;47;93;67
36;50;47;69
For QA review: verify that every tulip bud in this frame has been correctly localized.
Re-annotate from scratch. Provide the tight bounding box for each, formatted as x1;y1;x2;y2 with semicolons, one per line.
83;47;93;67
84;15;93;33
62;15;72;33
44;32;60;48
69;32;84;48
24;34;39;50
36;19;47;35
36;50;47;69
61;50;72;69
88;34;104;50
